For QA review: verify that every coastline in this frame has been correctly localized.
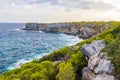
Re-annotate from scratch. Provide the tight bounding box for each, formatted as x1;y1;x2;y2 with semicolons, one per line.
6;32;82;71
1;21;120;80
24;22;113;39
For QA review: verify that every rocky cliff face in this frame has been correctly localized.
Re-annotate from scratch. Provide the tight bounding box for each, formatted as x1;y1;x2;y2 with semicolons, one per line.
24;23;47;31
81;40;115;80
24;22;112;39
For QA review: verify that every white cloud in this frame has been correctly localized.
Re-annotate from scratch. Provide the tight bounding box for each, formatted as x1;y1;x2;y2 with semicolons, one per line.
0;0;119;22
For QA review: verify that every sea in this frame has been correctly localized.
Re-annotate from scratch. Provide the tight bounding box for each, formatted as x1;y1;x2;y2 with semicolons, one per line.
0;23;82;73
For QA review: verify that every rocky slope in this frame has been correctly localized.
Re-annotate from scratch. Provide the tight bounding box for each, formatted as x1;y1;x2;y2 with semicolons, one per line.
81;40;115;80
24;22;112;39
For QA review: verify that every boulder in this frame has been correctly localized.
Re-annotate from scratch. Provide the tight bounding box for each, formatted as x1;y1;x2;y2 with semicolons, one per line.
82;67;96;80
93;74;115;80
81;40;105;58
88;52;114;74
78;27;96;39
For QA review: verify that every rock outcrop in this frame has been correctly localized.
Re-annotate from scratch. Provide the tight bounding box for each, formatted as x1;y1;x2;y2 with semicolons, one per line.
24;23;47;31
81;40;105;58
24;22;112;39
78;27;97;39
81;40;115;80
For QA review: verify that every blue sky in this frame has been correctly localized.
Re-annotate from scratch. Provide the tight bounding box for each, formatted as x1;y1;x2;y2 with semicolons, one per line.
0;0;120;23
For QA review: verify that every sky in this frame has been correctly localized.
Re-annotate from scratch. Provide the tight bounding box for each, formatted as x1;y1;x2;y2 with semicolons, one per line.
0;0;120;23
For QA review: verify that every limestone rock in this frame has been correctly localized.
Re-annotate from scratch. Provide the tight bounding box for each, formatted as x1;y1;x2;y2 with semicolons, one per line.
82;67;96;80
24;23;47;31
81;40;105;58
24;23;113;39
93;74;115;80
78;27;96;39
88;52;114;74
81;40;115;80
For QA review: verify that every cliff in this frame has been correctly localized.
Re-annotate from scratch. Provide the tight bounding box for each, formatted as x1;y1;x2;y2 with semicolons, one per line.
24;22;112;39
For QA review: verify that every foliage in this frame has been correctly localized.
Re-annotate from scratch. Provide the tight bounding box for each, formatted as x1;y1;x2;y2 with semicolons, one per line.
102;35;120;79
69;51;87;72
0;61;55;80
56;62;75;80
36;46;73;62
98;24;120;43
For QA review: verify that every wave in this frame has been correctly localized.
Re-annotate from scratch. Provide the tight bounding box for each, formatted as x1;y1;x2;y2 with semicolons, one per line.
9;28;23;32
7;53;49;70
7;59;32;70
38;31;44;33
59;33;83;46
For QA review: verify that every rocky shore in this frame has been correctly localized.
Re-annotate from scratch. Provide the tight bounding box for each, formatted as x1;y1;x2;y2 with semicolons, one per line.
23;22;112;39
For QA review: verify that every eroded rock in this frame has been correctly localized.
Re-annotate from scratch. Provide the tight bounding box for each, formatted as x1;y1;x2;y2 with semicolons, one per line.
78;27;96;39
81;40;105;58
88;52;114;74
93;74;115;80
82;67;96;80
81;40;115;80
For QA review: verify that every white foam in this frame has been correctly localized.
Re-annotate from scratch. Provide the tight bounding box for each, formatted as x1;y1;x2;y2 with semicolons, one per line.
34;53;49;59
9;28;23;32
59;33;83;46
7;59;32;70
7;53;49;70
38;31;43;33
6;34;83;70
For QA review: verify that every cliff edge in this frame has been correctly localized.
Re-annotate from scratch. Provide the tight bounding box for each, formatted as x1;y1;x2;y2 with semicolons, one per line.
23;22;112;39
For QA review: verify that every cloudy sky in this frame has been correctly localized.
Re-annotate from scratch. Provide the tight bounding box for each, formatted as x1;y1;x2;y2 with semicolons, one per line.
0;0;120;23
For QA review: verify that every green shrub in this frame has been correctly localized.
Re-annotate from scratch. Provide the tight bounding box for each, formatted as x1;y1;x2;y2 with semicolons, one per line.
0;61;55;80
69;51;87;72
30;72;48;80
36;46;73;62
56;62;75;80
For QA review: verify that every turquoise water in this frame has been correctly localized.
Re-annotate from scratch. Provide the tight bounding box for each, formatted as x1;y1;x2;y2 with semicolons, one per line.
0;23;82;73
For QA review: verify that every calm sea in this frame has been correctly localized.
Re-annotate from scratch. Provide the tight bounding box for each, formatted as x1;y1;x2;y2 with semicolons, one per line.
0;23;82;73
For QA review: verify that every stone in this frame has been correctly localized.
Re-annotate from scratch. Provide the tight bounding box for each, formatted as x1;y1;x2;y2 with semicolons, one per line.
82;67;96;80
88;52;114;74
81;40;115;80
81;40;105;58
24;23;47;31
78;27;96;39
93;74;115;80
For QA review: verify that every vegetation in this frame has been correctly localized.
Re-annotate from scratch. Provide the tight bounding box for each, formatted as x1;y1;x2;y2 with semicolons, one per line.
36;46;73;62
0;61;56;80
102;35;120;79
0;21;120;80
56;62;75;80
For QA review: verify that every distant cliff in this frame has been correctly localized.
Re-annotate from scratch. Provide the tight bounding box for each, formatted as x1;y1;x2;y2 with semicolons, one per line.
24;22;112;39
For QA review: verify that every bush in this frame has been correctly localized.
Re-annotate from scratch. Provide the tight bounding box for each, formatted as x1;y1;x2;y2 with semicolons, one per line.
30;72;48;80
69;51;87;72
36;46;73;62
56;62;75;80
0;61;55;80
